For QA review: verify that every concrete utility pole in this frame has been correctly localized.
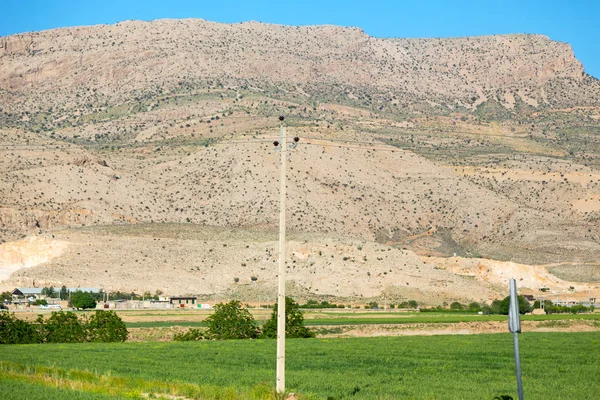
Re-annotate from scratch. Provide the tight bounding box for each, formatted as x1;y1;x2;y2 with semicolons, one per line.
276;116;287;394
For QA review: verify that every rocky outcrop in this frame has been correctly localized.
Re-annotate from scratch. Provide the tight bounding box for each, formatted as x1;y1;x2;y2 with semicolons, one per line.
0;20;595;112
0;34;35;56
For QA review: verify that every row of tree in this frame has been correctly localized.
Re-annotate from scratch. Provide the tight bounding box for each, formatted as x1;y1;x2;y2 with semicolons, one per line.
298;300;346;309
0;310;128;344
533;300;595;314
422;296;594;315
174;297;314;341
9;287;164;302
421;296;532;314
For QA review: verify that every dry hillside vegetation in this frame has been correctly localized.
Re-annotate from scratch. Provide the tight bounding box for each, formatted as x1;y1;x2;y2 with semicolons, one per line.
1;19;599;302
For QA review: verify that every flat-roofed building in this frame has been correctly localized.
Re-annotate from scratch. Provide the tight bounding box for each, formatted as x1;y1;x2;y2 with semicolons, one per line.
169;296;197;308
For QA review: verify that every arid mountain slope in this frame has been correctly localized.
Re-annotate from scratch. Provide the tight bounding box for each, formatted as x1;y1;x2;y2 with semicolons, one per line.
1;19;599;117
1;19;599;301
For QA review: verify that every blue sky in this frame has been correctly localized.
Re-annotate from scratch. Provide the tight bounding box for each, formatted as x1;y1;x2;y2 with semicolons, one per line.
2;0;599;78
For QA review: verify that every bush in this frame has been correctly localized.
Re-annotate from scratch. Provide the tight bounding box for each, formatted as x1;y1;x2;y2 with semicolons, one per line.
0;312;42;344
42;311;87;343
533;300;594;314
87;311;128;342
262;297;315;339
364;301;379;309
299;300;345;309
173;328;206;341
0;311;128;344
205;300;259;340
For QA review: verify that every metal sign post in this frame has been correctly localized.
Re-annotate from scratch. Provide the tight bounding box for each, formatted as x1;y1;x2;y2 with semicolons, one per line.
509;278;524;400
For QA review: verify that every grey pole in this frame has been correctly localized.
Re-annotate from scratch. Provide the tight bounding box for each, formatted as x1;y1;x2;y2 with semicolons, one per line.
513;332;524;400
508;278;524;400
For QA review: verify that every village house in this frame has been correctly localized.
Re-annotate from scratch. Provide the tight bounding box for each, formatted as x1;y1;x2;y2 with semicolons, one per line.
169;296;197;308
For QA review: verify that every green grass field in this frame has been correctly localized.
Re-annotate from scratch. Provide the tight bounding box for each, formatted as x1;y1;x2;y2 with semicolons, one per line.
122;312;600;329
1;332;598;399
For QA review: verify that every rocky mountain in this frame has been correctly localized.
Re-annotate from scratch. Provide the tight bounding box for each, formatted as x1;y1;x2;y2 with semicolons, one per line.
1;19;599;303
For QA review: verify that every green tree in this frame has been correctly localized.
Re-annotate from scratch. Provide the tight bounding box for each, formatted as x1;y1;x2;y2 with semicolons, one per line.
41;286;56;298
467;302;482;312
262;297;315;339
0;312;42;344
408;300;418;309
0;291;12;302
533;300;553;309
42;311;86;343
365;301;379;309
205;300;259;340
86;311;128;342
59;286;69;300
71;291;97;310
450;301;465;311
499;295;532;315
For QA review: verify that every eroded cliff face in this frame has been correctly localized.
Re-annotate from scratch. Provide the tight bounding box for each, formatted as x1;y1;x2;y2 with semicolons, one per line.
0;236;68;281
0;34;35;56
0;205;118;235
